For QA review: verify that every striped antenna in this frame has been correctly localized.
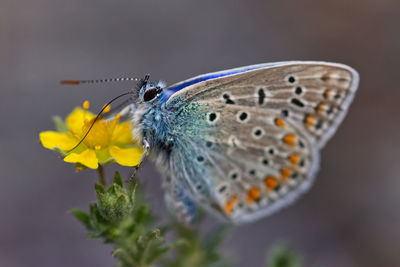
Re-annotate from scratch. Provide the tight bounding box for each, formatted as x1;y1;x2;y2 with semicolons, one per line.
60;77;142;85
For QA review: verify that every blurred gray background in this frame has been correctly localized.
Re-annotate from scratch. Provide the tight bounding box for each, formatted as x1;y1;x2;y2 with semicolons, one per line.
1;0;399;266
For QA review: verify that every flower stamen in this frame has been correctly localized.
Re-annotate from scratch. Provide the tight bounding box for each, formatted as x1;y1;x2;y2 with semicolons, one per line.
103;104;111;113
83;100;90;110
111;113;121;131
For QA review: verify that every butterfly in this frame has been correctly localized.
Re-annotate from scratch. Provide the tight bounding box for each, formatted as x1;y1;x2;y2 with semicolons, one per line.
70;61;359;224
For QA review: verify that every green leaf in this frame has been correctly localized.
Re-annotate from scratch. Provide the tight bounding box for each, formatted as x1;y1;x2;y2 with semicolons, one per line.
52;116;69;132
113;172;124;187
135;205;150;224
70;209;92;230
94;183;105;194
127;180;138;201
267;244;303;267
147;245;170;263
88;203;102;227
87;233;102;239
205;226;231;251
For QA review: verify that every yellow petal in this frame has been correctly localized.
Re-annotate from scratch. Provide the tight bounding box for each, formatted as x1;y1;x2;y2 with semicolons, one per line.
109;145;143;167
39;131;78;151
64;149;99;169
112;121;134;145
66;107;95;135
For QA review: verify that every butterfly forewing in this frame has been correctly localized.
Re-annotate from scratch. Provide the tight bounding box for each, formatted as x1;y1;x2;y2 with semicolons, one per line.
162;62;358;223
166;62;358;147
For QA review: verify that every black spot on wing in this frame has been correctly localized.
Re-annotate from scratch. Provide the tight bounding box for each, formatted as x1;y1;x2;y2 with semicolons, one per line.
291;98;305;108
258;88;266;105
222;93;235;104
239;112;248;121
209;113;217;121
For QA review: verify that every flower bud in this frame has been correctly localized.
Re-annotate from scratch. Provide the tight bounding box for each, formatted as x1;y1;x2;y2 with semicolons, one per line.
95;173;135;223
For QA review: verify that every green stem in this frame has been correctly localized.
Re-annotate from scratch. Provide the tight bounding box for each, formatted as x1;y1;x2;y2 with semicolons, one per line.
138;238;154;267
97;165;106;186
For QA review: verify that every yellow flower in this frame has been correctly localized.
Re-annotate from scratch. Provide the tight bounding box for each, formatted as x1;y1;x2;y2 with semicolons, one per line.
39;101;143;169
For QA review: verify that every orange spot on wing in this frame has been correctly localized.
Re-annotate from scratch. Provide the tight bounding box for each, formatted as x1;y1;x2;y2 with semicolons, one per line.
224;195;239;214
224;202;234;214
274;118;286;128
265;176;279;190
280;168;293;180
305;114;316;127
246;187;261;203
232;195;239;202
288;154;300;165
316;103;326;115
321;73;331;81
283;134;297;147
324;89;333;99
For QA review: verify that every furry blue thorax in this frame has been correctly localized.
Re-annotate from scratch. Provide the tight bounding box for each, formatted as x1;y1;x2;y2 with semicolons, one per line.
131;83;208;160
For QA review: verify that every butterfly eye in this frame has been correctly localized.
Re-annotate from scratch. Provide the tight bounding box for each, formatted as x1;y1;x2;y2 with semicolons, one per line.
143;87;162;102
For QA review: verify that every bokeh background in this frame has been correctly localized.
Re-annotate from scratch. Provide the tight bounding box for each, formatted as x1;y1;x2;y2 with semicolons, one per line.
2;0;399;266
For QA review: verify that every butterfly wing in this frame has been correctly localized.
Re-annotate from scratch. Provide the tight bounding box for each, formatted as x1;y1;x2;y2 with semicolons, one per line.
160;62;287;103
161;62;359;223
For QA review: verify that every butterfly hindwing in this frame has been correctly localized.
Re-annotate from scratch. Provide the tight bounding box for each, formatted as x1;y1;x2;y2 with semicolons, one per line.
160;62;358;223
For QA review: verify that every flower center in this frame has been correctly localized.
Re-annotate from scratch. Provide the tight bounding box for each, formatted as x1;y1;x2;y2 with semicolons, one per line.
81;118;112;149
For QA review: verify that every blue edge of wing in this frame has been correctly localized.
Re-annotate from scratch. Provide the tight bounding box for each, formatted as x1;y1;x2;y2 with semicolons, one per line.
160;62;281;104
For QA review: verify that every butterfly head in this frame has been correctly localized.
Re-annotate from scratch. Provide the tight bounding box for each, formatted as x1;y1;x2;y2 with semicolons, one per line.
138;80;166;104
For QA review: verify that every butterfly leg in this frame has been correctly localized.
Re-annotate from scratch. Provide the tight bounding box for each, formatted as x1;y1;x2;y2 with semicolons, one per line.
165;181;198;225
138;139;150;167
129;138;150;181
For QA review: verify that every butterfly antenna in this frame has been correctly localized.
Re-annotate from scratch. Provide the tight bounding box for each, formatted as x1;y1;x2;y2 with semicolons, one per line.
67;91;133;152
60;77;142;85
137;74;150;88
143;74;150;84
